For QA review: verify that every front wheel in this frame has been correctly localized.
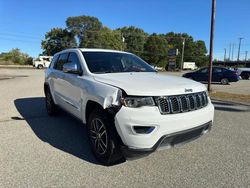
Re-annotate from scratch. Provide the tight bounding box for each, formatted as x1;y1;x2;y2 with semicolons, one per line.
87;109;124;165
45;88;58;116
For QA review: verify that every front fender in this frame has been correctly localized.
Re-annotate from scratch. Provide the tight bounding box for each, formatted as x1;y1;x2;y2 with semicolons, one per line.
80;77;122;124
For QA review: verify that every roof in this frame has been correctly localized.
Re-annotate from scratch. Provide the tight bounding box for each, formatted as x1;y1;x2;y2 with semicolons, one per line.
80;48;128;53
59;48;130;54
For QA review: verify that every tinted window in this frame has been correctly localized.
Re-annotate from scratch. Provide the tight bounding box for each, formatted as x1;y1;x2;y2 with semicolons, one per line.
67;52;82;71
49;54;59;68
223;68;234;73
54;53;69;71
213;67;222;73
82;52;156;74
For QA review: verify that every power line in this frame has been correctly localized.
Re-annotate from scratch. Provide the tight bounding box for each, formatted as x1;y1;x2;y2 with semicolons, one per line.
0;32;41;39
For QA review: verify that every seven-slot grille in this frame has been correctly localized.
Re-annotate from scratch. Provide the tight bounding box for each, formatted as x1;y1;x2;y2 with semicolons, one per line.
155;91;208;114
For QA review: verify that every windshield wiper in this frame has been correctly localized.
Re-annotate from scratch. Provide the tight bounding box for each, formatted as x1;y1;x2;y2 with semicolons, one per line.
94;71;112;74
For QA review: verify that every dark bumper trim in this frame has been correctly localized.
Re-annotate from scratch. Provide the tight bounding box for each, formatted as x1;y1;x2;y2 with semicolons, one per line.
121;121;212;159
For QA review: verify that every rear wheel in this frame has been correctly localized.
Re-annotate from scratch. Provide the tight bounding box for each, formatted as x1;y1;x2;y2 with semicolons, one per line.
37;64;43;69
221;78;229;85
87;109;124;165
241;72;249;80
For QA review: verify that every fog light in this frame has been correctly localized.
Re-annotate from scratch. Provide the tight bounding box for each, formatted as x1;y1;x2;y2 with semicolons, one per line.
133;126;155;134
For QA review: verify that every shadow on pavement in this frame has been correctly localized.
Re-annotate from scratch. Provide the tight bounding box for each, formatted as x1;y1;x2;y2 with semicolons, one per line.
214;106;248;112
14;97;99;165
212;99;250;107
212;101;235;106
212;100;250;112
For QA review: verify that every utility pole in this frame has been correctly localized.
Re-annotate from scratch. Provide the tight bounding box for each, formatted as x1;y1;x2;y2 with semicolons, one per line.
224;48;227;66
228;43;231;61
237;37;243;64
208;0;216;92
231;43;234;61
245;51;248;67
181;38;185;71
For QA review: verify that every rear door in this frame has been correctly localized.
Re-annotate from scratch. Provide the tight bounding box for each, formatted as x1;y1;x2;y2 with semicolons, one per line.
212;67;223;82
52;53;69;108
195;68;208;82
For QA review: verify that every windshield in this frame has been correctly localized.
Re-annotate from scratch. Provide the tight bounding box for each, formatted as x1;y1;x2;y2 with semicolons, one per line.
82;52;156;74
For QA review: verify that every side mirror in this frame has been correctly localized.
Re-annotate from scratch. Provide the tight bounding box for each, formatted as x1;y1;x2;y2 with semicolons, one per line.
63;63;81;75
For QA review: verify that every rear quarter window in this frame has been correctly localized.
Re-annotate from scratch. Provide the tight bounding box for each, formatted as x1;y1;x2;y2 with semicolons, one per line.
49;55;59;68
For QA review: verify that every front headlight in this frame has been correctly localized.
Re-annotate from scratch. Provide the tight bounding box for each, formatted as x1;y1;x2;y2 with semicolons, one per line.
122;97;155;108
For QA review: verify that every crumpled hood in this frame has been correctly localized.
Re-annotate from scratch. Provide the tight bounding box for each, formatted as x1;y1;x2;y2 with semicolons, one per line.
93;72;207;96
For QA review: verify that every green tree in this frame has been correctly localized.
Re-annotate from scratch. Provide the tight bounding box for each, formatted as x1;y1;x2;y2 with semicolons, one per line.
41;28;76;56
89;27;125;50
116;26;147;55
66;15;103;47
193;40;208;67
143;33;168;66
2;48;32;65
165;32;207;68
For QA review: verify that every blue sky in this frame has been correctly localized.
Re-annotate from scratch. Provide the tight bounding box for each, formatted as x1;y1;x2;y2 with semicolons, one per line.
0;0;249;60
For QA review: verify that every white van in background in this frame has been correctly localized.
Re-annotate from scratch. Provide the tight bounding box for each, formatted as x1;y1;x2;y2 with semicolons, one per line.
33;56;52;69
183;62;197;70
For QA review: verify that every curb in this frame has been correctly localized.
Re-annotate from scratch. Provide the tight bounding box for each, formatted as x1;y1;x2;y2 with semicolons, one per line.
0;65;34;69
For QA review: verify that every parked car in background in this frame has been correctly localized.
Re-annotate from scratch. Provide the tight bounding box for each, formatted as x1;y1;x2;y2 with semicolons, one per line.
236;68;250;80
183;66;240;85
33;56;52;69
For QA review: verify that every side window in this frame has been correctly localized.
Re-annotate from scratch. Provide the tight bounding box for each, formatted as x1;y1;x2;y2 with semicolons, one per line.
200;68;208;73
213;67;222;73
67;52;82;71
54;53;69;71
49;55;59;68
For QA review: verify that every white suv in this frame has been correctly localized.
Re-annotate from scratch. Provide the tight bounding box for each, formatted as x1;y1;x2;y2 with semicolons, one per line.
44;48;214;165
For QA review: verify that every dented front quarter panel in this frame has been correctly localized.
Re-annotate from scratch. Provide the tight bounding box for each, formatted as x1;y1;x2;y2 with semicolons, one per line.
79;76;122;124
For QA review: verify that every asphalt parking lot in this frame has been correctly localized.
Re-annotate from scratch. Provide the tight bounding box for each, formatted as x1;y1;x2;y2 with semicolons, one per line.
0;69;250;187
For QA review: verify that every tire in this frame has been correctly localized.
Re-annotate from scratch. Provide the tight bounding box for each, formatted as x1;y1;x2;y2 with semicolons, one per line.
37;64;43;69
87;109;124;165
241;73;249;80
45;88;58;116
221;78;229;85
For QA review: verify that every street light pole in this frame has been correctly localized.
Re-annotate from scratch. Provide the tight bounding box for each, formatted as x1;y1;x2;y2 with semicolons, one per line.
181;38;185;71
237;37;243;63
224;48;227;66
208;0;216;92
228;43;231;61
231;43;234;61
245;51;248;67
